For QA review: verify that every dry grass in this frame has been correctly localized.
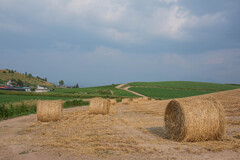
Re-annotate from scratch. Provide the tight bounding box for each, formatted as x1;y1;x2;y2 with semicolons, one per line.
122;98;131;105
235;133;240;139
37;100;63;122
142;97;150;101
110;99;117;105
227;120;240;125
18;110;154;156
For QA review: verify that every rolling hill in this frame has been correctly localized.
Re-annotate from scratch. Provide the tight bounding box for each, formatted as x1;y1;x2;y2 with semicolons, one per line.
0;69;55;88
125;81;240;99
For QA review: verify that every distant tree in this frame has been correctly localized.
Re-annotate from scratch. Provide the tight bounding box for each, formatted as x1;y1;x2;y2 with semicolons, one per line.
28;73;32;78
75;83;79;88
44;78;47;82
59;80;64;86
25;72;27;76
3;71;6;73
11;79;16;82
16;79;23;86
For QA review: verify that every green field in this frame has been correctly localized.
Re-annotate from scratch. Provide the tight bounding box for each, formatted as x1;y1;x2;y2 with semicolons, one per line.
128;81;240;91
128;81;240;99
0;94;79;104
129;87;213;99
1;81;239;119
52;84;138;97
0;84;136;104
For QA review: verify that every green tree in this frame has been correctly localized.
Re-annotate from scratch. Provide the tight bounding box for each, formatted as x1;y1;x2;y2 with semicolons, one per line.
16;79;23;86
59;80;64;86
28;73;32;78
75;83;79;88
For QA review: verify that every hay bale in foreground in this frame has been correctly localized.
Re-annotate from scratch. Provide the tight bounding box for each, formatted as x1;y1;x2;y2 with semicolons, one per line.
37;100;63;122
110;99;117;105
164;97;225;142
89;98;111;115
122;98;131;105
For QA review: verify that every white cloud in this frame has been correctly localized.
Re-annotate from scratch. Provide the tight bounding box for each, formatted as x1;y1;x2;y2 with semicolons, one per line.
0;0;228;42
158;0;178;4
185;12;225;29
150;6;188;39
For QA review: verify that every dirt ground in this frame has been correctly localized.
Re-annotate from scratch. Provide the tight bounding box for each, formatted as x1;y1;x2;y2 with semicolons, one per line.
0;89;240;160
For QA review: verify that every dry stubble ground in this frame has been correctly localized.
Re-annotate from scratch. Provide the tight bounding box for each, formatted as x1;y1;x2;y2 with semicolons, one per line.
0;89;240;160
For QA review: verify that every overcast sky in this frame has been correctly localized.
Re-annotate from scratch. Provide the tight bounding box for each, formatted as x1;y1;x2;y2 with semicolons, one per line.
0;0;240;86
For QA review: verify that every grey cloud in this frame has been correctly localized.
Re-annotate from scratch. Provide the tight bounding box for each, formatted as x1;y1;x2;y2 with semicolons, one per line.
0;0;240;85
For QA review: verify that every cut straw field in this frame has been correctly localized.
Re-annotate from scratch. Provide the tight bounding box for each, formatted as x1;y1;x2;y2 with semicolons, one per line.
0;89;239;159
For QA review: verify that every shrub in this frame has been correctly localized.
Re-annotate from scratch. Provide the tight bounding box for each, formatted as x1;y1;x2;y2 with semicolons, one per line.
64;99;89;108
0;103;36;120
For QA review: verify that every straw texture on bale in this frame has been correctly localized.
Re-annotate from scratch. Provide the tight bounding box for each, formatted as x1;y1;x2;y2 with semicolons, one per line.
164;96;225;142
110;99;117;105
89;98;111;115
122;98;131;105
37;100;63;122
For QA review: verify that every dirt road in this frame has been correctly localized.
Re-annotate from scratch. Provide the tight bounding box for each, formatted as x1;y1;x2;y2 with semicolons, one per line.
115;84;147;97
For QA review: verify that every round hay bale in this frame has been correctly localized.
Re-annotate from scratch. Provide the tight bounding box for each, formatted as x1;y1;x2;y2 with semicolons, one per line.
110;99;117;105
89;98;111;115
164;97;225;142
122;98;131;105
37;100;63;122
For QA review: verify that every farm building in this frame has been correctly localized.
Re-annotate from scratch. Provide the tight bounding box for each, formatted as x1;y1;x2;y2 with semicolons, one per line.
6;80;17;86
0;86;31;92
35;85;50;93
15;87;31;92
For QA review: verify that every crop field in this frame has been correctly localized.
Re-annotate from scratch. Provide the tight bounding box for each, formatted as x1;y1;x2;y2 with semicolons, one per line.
129;87;213;99
53;84;138;97
128;81;240;91
0;94;78;104
127;81;240;99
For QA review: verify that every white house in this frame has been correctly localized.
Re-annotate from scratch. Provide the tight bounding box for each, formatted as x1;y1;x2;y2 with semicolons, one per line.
35;85;50;93
7;80;17;86
23;87;31;92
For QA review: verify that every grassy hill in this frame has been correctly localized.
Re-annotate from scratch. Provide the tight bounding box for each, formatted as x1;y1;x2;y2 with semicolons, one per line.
52;84;138;97
0;69;55;87
127;81;240;99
